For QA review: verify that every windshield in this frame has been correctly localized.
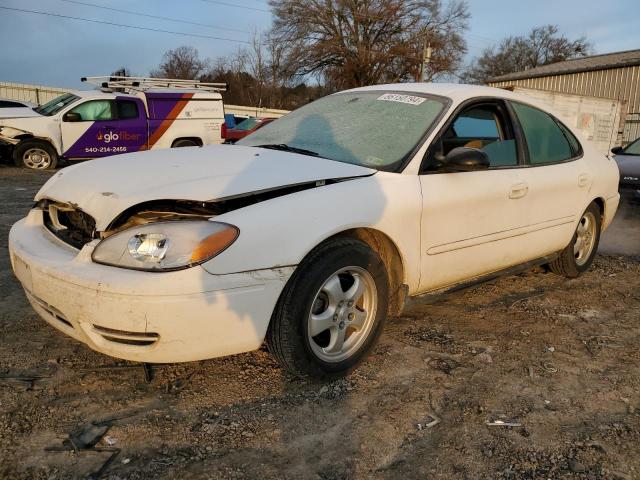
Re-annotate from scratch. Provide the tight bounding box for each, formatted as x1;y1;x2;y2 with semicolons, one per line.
238;91;447;171
234;118;260;131
624;137;640;155
34;93;80;116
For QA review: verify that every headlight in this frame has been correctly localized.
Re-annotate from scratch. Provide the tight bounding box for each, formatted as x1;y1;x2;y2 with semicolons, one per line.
92;221;239;271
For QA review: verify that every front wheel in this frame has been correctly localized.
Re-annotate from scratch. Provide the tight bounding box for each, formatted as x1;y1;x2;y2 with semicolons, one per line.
13;140;58;170
267;237;389;378
548;202;601;278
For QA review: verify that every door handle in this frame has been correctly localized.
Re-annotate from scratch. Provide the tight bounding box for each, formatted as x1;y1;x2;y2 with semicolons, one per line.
578;173;590;187
509;183;528;199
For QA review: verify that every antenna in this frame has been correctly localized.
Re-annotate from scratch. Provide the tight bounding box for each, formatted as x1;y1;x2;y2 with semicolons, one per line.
81;76;227;93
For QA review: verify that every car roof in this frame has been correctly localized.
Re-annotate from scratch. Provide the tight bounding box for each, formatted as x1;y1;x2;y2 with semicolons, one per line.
347;82;544;105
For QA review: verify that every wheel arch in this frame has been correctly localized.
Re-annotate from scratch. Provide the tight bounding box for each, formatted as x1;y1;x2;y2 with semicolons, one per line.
593;196;605;220
299;227;407;317
171;137;203;147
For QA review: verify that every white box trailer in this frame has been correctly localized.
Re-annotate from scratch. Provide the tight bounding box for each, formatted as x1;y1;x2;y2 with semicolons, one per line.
505;86;624;155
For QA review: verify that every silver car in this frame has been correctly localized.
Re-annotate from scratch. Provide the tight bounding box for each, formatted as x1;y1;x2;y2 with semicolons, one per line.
612;137;640;195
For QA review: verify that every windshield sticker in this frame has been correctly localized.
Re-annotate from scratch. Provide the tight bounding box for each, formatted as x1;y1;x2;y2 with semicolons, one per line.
377;93;426;105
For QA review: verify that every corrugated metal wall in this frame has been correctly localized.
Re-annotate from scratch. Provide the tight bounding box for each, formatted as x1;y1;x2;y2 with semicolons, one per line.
489;65;640;145
489;65;640;113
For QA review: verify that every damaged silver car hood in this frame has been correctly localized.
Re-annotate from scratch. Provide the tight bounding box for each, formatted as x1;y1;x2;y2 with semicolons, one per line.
36;144;375;230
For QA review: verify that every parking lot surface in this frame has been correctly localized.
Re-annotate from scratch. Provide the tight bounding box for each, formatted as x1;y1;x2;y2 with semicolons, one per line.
1;165;639;479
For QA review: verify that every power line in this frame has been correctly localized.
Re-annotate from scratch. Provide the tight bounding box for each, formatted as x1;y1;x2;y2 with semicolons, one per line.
199;0;270;13
0;5;250;43
56;0;249;34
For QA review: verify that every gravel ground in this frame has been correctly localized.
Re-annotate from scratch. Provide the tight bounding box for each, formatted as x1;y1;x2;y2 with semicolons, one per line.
1;165;639;480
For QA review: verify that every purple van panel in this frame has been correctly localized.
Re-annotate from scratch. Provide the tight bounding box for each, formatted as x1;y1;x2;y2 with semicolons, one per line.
63;98;148;158
63;94;194;158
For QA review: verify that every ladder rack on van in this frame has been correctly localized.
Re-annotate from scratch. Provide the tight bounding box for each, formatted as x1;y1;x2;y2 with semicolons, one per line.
81;76;228;93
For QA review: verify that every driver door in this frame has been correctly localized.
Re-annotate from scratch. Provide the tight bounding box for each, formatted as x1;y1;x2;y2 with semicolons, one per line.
418;99;532;292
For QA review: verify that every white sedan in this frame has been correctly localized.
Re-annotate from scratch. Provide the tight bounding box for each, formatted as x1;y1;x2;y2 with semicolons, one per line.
9;84;620;377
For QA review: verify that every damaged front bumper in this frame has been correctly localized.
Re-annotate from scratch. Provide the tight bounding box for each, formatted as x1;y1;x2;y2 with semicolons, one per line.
9;209;294;363
0;126;24;146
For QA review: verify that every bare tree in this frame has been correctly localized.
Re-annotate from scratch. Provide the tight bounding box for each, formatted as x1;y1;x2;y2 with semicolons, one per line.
268;0;469;89
151;46;209;79
111;67;135;77
462;25;592;84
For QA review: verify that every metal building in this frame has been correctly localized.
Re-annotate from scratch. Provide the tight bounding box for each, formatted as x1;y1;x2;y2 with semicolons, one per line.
488;49;640;145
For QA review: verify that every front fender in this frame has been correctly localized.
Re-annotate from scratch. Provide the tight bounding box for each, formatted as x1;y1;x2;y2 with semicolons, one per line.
202;172;423;291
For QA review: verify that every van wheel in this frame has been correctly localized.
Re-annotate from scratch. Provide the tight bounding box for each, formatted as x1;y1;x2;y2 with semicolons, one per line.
13;140;58;170
548;202;601;278
267;237;389;378
172;139;199;148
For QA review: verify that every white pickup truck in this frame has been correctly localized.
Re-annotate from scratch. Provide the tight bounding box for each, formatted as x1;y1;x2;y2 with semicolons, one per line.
0;76;227;169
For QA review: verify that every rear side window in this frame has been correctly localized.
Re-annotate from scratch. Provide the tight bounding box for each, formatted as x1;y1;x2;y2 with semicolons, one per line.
511;102;574;164
69;100;114;121
117;100;139;119
0;100;27;108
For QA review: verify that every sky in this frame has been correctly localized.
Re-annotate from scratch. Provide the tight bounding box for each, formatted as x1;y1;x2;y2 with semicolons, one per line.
0;0;638;89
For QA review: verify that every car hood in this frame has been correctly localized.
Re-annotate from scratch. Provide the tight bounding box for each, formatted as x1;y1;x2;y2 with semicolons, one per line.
36;144;375;230
0;107;41;119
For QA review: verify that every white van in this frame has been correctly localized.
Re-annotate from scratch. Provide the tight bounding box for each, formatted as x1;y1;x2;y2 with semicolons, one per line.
0;76;227;169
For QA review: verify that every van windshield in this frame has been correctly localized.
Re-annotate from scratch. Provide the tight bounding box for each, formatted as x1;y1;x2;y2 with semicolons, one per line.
34;93;80;116
238;91;447;172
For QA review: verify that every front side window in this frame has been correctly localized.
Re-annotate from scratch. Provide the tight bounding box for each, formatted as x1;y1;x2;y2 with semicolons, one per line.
623;137;640;155
427;103;518;169
239;91;447;171
511;102;574;164
68;100;114;121
34;93;80;116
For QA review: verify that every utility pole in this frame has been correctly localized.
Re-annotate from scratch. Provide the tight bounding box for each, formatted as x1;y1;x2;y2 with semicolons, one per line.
419;42;432;82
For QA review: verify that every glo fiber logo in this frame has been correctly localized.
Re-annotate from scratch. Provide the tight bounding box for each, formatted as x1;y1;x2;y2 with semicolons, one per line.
97;131;142;143
103;131;119;143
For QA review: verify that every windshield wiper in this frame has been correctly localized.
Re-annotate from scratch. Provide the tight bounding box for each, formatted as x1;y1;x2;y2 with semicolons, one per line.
255;144;320;157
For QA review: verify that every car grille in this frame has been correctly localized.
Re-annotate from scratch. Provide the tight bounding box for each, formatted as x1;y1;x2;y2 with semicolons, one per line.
42;201;97;249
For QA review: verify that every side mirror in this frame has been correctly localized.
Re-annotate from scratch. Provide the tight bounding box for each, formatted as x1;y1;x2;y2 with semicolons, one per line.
62;112;81;122
444;147;490;172
610;146;624;155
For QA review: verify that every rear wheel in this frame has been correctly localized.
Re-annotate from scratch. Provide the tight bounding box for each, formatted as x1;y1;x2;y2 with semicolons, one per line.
13;140;58;170
171;138;199;148
267;237;389;378
548;202;601;278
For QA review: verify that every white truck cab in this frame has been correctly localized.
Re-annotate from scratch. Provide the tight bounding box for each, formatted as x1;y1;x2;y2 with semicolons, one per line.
0;76;227;169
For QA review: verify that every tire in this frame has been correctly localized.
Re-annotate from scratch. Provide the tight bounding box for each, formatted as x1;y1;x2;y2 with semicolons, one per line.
267;237;389;378
13;139;58;170
171;139;199;148
548;202;601;278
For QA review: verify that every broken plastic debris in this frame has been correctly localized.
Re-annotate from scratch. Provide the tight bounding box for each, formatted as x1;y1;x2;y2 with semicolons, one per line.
104;435;117;446
485;420;522;427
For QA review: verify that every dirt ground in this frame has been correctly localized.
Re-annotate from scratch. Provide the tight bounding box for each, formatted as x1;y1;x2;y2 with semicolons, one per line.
1;165;639;480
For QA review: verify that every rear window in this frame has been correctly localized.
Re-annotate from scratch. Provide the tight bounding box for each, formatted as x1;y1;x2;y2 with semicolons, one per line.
117;100;139;119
